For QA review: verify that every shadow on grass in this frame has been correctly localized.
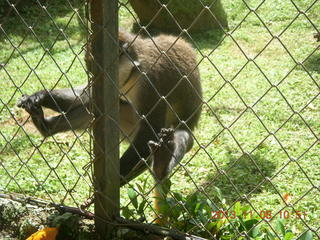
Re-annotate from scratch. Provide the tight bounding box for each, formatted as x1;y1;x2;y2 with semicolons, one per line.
0;133;35;155
201;151;276;204
0;0;87;61
189;28;225;50
303;54;320;73
132;22;225;51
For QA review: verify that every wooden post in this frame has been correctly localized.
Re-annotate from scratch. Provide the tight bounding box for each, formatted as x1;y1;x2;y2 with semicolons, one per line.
90;0;119;238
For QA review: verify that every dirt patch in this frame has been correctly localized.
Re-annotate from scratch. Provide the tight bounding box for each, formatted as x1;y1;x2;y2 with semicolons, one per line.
0;198;54;239
0;198;96;240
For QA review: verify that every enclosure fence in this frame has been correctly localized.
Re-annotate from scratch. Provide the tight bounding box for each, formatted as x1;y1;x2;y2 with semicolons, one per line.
0;0;319;239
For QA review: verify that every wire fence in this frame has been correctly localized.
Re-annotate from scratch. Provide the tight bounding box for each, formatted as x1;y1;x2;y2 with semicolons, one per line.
0;0;319;239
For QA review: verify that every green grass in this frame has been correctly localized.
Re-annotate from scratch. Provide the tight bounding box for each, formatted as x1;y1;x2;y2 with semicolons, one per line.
0;0;319;238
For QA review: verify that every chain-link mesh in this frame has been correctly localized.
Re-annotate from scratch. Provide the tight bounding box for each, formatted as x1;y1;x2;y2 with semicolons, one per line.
0;0;319;239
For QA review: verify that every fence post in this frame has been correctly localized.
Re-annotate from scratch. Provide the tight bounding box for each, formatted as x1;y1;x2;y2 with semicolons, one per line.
89;0;119;238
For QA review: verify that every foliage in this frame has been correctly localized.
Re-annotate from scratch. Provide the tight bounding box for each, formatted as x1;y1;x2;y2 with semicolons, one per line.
48;212;80;240
124;186;315;239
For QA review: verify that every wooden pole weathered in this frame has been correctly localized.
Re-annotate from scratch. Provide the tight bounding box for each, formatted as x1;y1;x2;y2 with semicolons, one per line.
90;0;119;238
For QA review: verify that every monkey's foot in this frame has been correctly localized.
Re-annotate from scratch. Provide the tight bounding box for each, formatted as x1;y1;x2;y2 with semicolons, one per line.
148;128;175;156
148;128;175;181
17;94;44;118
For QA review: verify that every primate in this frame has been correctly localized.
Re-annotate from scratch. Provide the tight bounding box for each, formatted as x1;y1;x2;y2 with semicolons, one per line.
17;30;202;190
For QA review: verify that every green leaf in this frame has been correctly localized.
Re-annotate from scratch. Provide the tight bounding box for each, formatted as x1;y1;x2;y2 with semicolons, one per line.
137;198;147;215
194;202;203;214
298;230;313;240
243;219;259;231
276;219;286;236
186;193;198;212
213;186;223;201
158;199;170;215
52;212;79;227
170;204;183;220
136;183;144;193
127;188;138;209
205;221;217;231
284;232;295;240
266;229;276;240
173;192;183;201
251;225;261;238
122;206;133;219
234;201;242;216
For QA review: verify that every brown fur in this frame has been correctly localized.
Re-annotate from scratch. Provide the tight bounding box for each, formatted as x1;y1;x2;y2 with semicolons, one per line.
117;31;202;140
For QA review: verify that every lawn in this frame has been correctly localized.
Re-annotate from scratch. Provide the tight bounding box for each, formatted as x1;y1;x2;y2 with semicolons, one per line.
0;0;319;238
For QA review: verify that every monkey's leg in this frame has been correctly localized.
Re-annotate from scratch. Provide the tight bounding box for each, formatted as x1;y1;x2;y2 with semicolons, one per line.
152;178;171;225
150;128;194;180
18;95;91;137
148;128;194;225
17;85;89;113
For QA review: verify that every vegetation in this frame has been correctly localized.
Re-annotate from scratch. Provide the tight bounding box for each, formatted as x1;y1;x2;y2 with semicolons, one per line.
0;0;319;239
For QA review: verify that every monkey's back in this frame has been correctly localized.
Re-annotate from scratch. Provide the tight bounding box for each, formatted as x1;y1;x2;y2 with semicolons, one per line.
133;34;202;130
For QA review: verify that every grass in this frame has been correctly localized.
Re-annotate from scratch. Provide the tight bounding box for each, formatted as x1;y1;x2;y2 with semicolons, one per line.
0;0;319;238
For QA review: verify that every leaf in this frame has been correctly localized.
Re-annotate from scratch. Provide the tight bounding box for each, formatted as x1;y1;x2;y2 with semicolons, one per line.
284;232;295;240
276;219;286;236
170;204;183;220
122;206;133;219
127;188;138;209
194;202;202;214
213;186;223;201
173;192;183;201
266;229;276;239
234;201;242;216
251;225;261;238
158;199;170;215
243;219;259;231
137;199;147;215
205;221;217;232
136;183;144;194
186;193;197;212
51;212;78;227
298;230;313;240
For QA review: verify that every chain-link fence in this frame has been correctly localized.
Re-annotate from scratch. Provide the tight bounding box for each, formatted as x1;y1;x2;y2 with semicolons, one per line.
0;0;319;239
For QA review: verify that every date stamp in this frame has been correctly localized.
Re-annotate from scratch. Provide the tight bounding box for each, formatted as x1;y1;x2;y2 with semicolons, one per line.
212;210;307;220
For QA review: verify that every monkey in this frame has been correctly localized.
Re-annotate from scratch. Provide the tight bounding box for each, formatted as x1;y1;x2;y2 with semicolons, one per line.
17;30;202;200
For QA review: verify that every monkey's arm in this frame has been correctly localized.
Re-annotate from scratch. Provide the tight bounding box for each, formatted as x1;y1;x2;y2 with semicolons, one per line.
119;121;161;186
17;86;91;137
18;85;89;113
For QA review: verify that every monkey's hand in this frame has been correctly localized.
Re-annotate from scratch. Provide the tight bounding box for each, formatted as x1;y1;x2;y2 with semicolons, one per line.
17;94;44;118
